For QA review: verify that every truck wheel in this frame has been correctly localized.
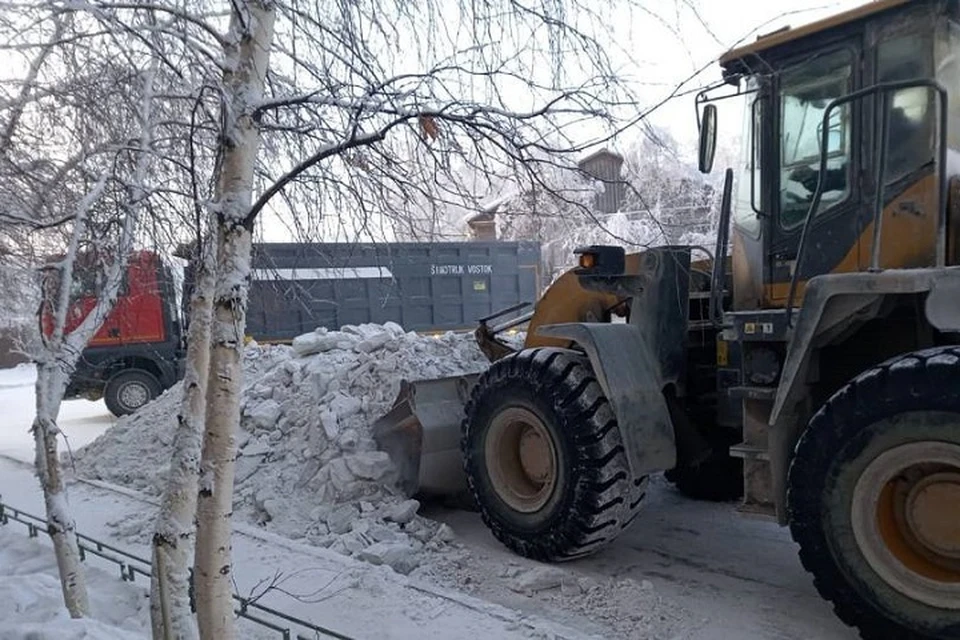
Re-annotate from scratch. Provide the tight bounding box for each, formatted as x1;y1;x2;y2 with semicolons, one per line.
788;346;960;640
461;347;646;562
665;427;742;501
104;369;162;417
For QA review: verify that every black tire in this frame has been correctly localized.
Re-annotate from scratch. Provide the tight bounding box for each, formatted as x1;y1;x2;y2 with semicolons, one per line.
461;347;646;562
104;369;162;417
788;346;960;640
665;426;743;501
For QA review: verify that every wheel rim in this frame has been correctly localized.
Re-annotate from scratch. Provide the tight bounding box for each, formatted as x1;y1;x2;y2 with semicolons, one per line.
118;381;150;411
485;406;558;513
851;441;960;610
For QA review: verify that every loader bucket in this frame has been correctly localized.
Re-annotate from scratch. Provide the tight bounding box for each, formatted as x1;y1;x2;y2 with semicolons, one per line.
373;373;480;499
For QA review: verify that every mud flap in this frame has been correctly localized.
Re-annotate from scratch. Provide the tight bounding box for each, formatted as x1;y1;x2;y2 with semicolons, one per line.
372;374;479;498
535;323;677;476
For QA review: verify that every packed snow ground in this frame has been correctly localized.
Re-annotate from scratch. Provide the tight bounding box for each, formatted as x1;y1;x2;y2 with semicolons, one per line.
1;323;859;639
0;363;114;462
0;457;599;640
0;526;150;640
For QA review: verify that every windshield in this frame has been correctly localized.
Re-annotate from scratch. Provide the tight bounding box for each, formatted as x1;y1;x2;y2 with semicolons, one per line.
779;49;854;229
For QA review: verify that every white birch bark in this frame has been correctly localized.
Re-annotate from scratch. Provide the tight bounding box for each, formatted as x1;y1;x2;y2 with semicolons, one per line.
150;235;216;640
32;360;89;618
193;4;275;639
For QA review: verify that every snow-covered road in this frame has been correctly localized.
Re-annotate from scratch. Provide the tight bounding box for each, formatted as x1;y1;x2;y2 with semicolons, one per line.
1;362;858;639
426;479;857;640
0;364;115;463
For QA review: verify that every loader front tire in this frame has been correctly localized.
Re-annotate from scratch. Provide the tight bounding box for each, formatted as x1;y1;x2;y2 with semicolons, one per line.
461;347;646;562
788;346;960;640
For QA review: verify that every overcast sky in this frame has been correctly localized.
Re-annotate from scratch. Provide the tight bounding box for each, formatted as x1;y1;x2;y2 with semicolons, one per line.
620;0;865;152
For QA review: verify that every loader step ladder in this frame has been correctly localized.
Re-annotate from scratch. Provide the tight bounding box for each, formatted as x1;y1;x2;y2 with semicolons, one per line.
724;310;790;520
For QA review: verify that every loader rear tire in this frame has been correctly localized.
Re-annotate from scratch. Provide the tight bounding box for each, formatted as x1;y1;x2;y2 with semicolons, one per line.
461;347;646;562
788;346;960;640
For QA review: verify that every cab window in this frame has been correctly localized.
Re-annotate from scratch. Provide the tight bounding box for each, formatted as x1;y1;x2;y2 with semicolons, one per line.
778;49;854;229
944;21;960;152
733;78;762;236
943;21;960;152
878;33;935;185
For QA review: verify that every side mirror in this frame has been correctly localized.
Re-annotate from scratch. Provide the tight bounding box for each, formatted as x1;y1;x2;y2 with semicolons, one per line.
698;104;718;174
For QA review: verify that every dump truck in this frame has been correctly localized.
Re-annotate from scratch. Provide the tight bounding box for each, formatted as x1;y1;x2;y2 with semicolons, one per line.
372;1;960;638
50;241;539;417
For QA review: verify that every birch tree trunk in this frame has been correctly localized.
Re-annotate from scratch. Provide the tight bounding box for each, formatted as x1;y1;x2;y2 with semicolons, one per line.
151;237;216;640
32;360;89;618
193;4;275;639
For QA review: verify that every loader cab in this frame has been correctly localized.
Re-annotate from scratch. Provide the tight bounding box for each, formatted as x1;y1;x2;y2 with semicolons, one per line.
693;0;960;521
699;0;960;312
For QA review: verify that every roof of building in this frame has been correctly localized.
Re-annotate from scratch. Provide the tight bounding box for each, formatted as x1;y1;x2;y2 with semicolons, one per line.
577;148;624;167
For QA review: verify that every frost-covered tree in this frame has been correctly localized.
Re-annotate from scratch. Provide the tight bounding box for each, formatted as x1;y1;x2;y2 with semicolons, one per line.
0;5;210;619
486;126;739;279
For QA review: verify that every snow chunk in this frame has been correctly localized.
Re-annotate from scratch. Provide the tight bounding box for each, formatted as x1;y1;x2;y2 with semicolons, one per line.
325;504;359;535
508;566;566;593
383;322;405;338
385;499;420;525
292;329;359;356
345;451;392;481
355;331;391;353
433;523;456;543
357;542;421;575
328;393;362;419
320;410;339;439
241;439;270;457
246;398;281;429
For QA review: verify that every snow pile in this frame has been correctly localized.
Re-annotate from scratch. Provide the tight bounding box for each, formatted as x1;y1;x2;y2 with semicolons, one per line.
76;323;488;574
72;342;292;491
0;527;150;640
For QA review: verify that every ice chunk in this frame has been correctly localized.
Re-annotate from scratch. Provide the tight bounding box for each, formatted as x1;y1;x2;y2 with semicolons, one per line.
345;451;392;481
357;542;420;575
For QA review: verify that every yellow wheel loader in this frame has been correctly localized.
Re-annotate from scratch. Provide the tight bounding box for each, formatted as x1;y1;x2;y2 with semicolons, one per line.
374;1;960;637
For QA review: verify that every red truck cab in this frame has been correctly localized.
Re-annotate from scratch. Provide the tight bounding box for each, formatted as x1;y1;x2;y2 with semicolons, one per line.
41;250;185;416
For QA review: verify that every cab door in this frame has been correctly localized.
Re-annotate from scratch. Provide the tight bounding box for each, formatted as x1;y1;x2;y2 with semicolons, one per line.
765;42;865;306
